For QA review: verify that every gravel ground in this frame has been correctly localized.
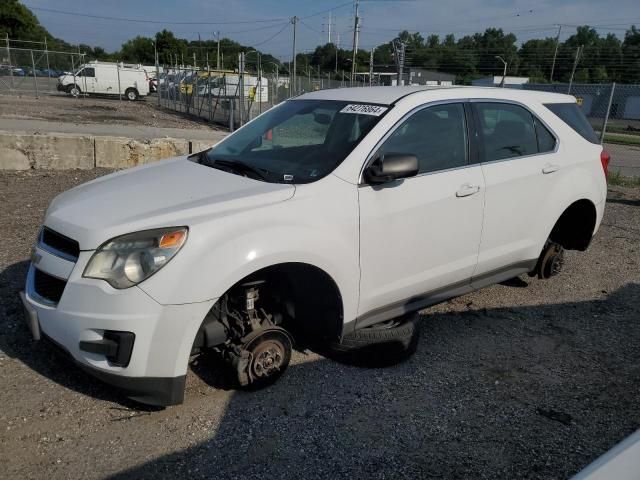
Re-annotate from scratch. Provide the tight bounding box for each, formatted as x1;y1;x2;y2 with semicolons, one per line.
0;170;639;480
0;94;211;130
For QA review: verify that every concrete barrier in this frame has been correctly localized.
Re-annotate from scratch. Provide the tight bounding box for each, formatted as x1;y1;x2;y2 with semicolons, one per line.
95;137;189;169
0;131;229;170
0;132;94;169
189;139;215;154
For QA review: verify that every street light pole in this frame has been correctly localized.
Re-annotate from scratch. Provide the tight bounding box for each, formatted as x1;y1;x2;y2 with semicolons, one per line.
291;16;298;96
495;56;507;87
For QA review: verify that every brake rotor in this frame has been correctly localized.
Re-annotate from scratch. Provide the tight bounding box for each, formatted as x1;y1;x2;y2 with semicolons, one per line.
539;242;565;279
240;328;292;388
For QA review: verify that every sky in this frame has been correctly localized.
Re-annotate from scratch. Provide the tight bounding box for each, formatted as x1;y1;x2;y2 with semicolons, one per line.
22;0;640;60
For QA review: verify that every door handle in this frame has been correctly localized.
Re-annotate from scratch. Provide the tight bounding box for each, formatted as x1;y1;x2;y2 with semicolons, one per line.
456;183;480;198
542;164;560;174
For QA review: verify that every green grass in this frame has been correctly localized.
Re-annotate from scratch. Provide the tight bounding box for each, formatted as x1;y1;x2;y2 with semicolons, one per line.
608;170;640;187
603;133;640;146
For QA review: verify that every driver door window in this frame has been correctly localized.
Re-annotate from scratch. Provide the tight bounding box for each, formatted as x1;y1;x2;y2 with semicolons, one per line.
377;103;468;174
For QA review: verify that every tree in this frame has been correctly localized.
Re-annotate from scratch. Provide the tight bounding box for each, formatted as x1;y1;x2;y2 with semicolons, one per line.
622;25;640;83
0;0;49;42
120;36;155;64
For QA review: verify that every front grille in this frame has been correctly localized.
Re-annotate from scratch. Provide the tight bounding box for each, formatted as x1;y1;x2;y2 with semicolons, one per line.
40;227;80;260
33;268;67;305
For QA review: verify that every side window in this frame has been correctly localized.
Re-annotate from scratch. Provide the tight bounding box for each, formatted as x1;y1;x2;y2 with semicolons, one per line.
84;67;95;78
544;103;599;144
76;69;84;77
535;119;556;153
377;103;467;174
474;103;538;161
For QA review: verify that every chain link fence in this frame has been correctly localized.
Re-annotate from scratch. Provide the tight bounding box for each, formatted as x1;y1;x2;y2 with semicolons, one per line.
155;61;369;131
2;39;637;177
524;83;640;177
1;42;87;97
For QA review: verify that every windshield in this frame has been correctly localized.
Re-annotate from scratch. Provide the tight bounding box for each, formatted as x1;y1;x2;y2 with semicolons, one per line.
199;99;389;183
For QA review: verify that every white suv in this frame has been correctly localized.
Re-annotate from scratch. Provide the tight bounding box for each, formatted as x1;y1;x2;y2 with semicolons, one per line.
21;86;608;405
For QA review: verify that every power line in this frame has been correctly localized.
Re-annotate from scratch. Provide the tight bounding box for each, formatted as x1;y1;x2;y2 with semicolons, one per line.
249;23;292;48
301;1;353;19
299;19;323;35
25;5;288;25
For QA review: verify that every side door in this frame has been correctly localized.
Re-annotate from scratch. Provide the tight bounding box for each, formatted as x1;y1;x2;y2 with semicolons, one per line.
470;101;559;282
77;67;96;93
358;102;485;326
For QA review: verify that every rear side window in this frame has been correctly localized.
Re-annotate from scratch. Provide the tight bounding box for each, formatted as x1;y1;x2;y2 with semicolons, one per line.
474;103;539;161
544;103;599;144
535;120;556;152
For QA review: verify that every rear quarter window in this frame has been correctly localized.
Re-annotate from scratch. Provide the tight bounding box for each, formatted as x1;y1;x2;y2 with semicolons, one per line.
544;103;599;144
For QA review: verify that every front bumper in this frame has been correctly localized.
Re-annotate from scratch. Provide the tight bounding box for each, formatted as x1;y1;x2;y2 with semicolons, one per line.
21;245;214;406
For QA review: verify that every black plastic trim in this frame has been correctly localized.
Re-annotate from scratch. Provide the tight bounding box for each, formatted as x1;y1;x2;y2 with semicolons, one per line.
79;338;118;357
355;259;537;330
42;333;185;406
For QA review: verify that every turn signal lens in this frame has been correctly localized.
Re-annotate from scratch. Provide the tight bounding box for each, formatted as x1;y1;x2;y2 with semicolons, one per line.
159;230;187;248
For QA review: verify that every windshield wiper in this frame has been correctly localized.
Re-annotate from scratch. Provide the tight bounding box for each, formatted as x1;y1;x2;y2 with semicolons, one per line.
210;159;271;181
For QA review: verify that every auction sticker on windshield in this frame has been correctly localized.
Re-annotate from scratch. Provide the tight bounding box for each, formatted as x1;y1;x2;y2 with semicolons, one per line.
340;104;388;116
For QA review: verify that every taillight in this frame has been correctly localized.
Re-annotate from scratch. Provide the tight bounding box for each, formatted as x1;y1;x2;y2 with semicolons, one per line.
600;150;611;177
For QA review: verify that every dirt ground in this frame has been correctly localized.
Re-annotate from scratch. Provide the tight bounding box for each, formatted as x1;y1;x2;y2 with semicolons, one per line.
0;170;639;480
0;93;211;130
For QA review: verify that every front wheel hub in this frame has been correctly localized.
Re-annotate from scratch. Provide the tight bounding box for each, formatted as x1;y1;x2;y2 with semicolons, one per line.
238;328;292;389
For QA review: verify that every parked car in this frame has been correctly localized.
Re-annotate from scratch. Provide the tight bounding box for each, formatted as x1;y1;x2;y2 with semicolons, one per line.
197;74;268;101
21;86;608;406
57;61;149;101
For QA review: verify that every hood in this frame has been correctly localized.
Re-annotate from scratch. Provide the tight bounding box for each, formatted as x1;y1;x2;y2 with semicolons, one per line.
45;157;295;249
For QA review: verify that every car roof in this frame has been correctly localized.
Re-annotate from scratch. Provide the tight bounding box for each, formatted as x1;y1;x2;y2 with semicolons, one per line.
294;85;575;105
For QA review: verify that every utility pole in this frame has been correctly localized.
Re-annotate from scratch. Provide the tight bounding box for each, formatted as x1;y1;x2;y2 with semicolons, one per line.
215;31;221;70
291;16;298;96
335;32;340;73
6;34;13;89
323;11;334;44
392;40;405;86
550;24;562;82
369;47;374;86
350;0;360;86
568;44;583;94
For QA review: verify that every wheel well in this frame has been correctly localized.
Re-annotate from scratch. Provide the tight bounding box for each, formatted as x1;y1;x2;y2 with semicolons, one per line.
220;263;344;341
549;199;597;251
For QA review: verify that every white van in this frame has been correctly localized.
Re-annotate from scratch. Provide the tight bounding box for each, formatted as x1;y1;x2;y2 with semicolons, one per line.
198;74;268;102
57;61;150;101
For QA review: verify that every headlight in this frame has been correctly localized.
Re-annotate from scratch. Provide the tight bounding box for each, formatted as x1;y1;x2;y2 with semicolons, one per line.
83;227;188;289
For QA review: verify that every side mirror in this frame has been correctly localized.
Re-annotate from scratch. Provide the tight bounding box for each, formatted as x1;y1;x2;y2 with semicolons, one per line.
364;153;419;185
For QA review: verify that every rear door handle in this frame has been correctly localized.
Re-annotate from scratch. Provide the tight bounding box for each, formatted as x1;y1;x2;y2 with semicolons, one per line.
456;184;480;198
542;164;560;174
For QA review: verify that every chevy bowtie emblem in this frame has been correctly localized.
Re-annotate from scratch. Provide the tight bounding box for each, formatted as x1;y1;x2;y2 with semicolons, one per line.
31;249;42;265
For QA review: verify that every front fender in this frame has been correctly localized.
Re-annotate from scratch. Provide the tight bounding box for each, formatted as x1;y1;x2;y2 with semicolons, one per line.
138;175;360;326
